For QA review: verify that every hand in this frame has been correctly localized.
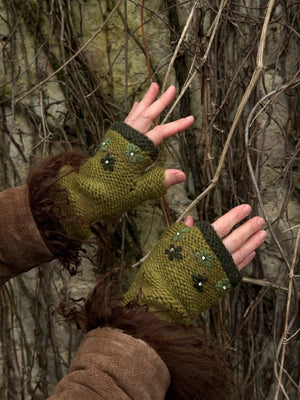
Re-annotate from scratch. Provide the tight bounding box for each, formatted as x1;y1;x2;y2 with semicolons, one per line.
125;82;194;188
184;205;267;271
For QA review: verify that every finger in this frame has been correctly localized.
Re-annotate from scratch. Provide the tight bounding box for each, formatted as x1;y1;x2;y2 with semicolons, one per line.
146;116;194;146
236;251;256;271
231;230;267;268
212;204;252;238
164;169;186;188
143;85;176;120
125;85;176;134
125;84;176;133
137;82;160;109
222;216;265;254
124;83;160;130
128;82;160;119
184;215;194;227
126;102;139;119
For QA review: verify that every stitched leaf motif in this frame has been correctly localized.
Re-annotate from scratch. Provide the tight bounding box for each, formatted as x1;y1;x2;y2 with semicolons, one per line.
215;278;231;293
173;227;191;242
101;138;111;151
165;244;183;261
124;143;145;164
195;250;214;268
101;153;116;171
191;274;207;293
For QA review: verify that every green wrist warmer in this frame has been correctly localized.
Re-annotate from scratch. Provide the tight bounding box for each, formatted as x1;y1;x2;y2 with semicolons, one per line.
121;222;241;325
56;122;166;240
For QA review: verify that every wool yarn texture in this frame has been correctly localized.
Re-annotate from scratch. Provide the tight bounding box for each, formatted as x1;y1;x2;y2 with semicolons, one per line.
56;122;166;240
122;222;241;325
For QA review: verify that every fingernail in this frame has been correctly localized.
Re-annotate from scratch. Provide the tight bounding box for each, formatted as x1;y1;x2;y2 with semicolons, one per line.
165;171;185;187
185;115;194;122
257;217;265;226
260;230;267;240
184;215;194;227
167;85;175;92
150;82;158;91
243;204;251;214
173;171;185;184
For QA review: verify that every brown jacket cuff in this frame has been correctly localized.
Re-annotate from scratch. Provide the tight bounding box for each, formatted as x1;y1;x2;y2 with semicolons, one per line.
27;152;87;275
50;327;170;400
0;186;53;285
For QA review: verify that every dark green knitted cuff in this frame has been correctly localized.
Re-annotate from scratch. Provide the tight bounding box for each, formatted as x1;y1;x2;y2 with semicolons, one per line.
197;221;241;287
110;122;159;161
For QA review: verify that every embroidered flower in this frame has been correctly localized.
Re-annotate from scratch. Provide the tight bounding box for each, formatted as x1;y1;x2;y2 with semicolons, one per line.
165;244;183;261
173;227;191;242
215;278;231;293
124;143;145;164
191;274;207;293
101;138;111;151
195;250;214;268
101;153;116;171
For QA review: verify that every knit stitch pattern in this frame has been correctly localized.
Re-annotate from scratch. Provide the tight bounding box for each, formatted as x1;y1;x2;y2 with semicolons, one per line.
121;222;241;325
56;123;166;240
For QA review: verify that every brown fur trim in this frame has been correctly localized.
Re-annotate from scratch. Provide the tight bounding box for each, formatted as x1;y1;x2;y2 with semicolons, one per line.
59;271;235;400
27;152;87;275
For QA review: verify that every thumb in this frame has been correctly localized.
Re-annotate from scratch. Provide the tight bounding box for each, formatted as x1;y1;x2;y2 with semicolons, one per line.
184;215;194;227
164;169;186;188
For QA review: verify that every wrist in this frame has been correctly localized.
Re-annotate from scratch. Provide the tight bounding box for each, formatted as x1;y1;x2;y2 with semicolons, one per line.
27;152;87;274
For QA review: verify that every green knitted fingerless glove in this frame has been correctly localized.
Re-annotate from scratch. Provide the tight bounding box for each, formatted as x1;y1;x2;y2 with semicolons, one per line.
56;122;166;240
121;222;241;325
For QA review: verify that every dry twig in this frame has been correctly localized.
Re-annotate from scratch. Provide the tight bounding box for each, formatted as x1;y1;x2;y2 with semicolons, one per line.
177;0;276;222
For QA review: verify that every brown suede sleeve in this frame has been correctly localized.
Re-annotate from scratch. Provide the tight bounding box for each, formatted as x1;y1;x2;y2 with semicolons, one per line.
0;186;53;285
49;327;170;400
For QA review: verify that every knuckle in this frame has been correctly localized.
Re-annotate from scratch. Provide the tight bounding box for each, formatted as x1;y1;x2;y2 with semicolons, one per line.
142;110;153;120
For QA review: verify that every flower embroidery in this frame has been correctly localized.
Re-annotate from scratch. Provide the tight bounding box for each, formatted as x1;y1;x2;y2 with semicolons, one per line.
101;153;116;171
124;143;145;164
215;278;231;293
165;244;183;261
101;138;111;151
173;227;191;242
195;250;214;268
191;274;207;293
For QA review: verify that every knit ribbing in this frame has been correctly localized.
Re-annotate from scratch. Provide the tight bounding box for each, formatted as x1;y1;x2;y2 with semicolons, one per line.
122;222;241;325
197;222;241;287
110;122;159;160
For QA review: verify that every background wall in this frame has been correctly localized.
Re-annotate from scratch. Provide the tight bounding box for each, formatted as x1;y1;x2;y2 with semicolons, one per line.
0;1;299;399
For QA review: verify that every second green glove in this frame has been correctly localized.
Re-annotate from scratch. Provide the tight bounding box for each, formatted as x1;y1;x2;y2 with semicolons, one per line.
121;222;241;325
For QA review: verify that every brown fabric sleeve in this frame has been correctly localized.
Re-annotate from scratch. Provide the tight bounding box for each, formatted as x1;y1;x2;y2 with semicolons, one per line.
27;152;87;275
0;185;53;285
48;327;170;400
58;272;234;400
